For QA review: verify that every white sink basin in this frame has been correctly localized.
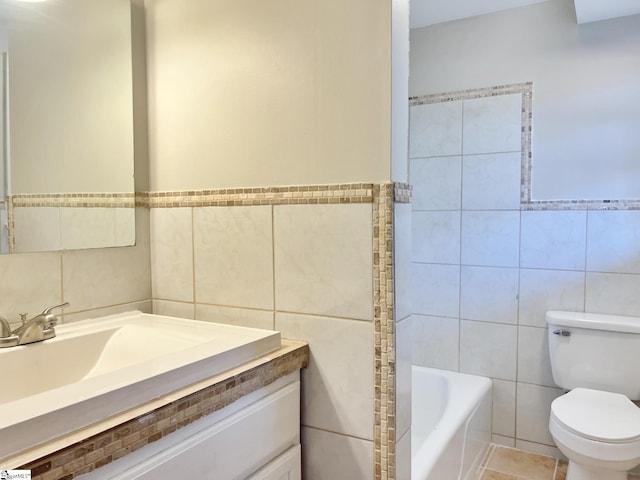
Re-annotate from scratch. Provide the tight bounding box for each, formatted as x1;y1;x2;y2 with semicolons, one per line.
0;311;281;462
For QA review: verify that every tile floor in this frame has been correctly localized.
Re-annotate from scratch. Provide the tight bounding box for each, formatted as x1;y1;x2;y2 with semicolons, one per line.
477;445;640;480
477;445;566;480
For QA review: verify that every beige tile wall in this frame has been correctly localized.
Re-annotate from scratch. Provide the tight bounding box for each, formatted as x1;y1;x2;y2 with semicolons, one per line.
150;187;382;478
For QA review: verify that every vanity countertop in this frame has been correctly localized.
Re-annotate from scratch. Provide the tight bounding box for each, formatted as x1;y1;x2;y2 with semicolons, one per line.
6;339;308;479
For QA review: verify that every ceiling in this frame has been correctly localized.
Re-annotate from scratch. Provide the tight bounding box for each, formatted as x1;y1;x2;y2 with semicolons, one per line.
410;0;640;29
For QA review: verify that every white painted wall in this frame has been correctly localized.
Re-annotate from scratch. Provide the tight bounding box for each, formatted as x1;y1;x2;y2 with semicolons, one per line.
410;0;640;201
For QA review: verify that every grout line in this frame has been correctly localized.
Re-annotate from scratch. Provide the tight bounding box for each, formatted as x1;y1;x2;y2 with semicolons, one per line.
514;208;523;441
301;424;374;443
190;207;196;320
57;206;62;250
59;250;65;307
271;204;276;330
583;211;589;313
149;299;376;325
458;101;465;373
479;443;495;470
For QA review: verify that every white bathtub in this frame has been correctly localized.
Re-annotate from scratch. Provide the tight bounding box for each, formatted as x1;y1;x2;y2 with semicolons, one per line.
412;366;492;480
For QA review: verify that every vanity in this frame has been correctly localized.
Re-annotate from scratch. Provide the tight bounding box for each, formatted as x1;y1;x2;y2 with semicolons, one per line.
0;311;308;479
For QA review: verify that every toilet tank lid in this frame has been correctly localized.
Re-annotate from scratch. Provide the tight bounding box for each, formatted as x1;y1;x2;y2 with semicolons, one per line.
546;311;640;334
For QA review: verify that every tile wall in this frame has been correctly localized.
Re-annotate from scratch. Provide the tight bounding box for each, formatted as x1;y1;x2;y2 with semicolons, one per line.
394;195;413;480
12;207;135;253
0;207;151;330
8;194;136;253
1;183;402;479
149;188;378;477
409;87;640;456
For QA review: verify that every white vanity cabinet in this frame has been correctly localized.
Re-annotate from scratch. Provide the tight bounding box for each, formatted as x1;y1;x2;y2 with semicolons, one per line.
81;373;301;480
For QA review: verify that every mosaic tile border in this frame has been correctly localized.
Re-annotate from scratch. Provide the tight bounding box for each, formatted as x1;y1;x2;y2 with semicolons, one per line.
10;193;135;208
522;199;640;211
6;201;14;253
373;183;396;480
409;82;532;106
410;83;640;211
137;183;374;208
393;183;412;204
18;343;309;480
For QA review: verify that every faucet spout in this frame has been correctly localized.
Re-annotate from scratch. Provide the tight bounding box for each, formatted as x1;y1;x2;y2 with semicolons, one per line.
11;302;69;346
0;316;19;348
0;316;11;337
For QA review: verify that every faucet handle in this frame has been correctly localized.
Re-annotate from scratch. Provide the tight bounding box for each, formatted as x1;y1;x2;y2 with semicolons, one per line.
42;302;70;315
41;302;70;329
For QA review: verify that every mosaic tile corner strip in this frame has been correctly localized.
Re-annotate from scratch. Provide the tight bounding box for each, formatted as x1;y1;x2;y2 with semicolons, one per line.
19;343;309;479
373;182;396;480
393;183;412;204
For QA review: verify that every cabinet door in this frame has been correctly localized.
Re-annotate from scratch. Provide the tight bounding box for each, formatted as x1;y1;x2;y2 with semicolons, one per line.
247;445;301;480
85;380;300;479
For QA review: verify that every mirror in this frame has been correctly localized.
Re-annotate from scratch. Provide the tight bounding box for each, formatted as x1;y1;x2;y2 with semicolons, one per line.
0;0;135;254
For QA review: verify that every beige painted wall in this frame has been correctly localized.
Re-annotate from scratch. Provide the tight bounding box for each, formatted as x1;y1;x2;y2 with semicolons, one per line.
146;0;392;190
8;0;134;194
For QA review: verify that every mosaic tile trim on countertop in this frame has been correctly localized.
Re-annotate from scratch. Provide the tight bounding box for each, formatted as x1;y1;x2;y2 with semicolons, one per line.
19;343;308;480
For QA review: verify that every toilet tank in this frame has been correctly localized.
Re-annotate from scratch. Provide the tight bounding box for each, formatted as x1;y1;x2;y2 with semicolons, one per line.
546;311;640;399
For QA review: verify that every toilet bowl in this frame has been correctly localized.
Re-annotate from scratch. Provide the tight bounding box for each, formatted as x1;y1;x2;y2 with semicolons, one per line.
546;311;640;480
550;388;640;480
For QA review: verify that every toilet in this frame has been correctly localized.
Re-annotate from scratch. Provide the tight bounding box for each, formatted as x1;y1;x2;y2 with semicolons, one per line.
547;311;640;480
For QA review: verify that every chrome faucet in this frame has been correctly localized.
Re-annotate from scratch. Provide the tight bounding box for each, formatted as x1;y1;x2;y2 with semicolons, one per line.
10;302;69;346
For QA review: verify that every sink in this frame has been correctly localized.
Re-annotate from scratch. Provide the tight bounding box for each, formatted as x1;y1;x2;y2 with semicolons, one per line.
0;311;281;462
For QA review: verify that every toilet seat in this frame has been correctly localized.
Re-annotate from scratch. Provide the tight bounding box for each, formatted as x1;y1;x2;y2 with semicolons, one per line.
551;388;640;444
